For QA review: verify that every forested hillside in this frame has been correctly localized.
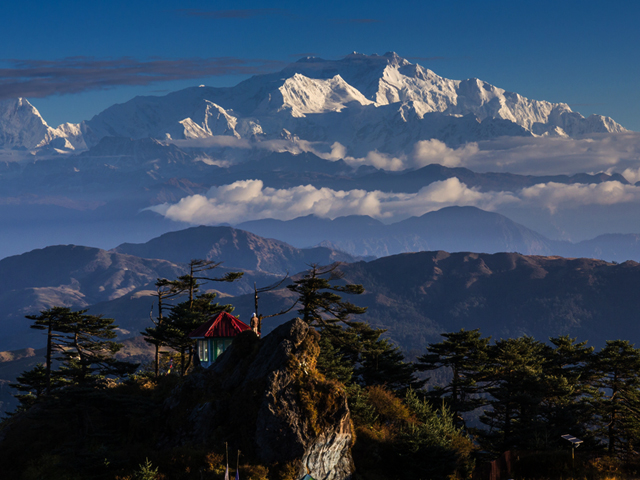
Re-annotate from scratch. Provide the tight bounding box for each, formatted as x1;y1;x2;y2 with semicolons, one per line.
232;251;640;351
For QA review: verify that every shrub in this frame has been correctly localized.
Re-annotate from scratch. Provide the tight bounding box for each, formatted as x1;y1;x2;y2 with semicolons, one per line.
365;385;412;425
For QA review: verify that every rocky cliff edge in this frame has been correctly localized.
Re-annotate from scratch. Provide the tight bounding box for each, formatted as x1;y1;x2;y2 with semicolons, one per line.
162;318;354;480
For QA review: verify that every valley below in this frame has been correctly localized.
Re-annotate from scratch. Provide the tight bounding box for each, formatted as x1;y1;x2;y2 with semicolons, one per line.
2;50;640;479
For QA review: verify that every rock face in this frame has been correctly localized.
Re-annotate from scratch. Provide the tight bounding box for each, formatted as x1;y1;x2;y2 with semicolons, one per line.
163;318;354;480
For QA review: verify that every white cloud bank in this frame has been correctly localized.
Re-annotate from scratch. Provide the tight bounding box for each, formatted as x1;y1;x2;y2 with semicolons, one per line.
460;134;640;176
148;178;517;224
520;180;640;213
170;132;640;176
344;133;640;176
147;177;640;225
409;134;640;176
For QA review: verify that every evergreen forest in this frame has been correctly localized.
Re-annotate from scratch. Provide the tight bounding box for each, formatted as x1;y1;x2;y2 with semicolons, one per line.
1;262;640;480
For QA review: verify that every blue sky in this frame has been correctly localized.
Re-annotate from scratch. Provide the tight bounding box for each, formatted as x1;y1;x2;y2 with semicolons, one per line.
3;0;639;130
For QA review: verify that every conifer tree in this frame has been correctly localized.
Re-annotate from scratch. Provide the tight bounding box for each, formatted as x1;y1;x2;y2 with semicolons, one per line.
539;335;595;446
143;278;189;377
156;292;234;375
143;260;243;376
26;307;76;394
22;307;136;399
398;390;474;480
316;332;354;384
318;322;423;393
54;311;137;385
287;263;366;328
479;336;552;452
348;322;424;393
185;259;244;308
591;339;640;458
417;328;490;425
9;364;59;409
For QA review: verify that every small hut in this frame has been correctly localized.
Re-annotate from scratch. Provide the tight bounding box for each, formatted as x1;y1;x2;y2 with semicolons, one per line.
189;311;251;368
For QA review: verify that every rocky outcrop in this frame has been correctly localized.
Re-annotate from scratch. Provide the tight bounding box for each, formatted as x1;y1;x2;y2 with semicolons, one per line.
163;318;354;480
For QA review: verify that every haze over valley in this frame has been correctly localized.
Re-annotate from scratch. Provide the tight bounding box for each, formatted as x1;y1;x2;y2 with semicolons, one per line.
1;51;640;348
2;52;640;260
5;1;640;477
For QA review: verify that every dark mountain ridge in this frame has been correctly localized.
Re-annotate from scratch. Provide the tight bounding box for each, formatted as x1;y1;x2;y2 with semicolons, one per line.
0;245;186;350
231;250;640;352
113;225;360;274
238;206;640;262
0;227;359;351
238;206;562;258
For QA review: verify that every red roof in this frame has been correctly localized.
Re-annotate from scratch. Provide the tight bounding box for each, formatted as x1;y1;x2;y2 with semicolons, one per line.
188;311;251;338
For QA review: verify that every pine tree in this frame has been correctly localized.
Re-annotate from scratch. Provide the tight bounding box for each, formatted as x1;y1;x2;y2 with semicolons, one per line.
9;364;63;409
350;322;423;393
318;322;423;393
143;260;242;376
26;307;76;394
186;259;243;309
479;336;552;452
538;335;595;447
398;390;474;480
290;264;421;391
287;263;366;328
143;277;189;377
156;292;234;375
417;328;490;425
54;311;137;385
591;340;640;458
20;307;136;404
290;263;366;385
316;331;354;384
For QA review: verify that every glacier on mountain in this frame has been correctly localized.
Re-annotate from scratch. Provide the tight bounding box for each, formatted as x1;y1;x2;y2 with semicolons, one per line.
0;52;627;155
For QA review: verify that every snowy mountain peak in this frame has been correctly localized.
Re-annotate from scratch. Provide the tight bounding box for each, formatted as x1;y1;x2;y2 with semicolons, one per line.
0;98;52;149
382;51;411;67
275;74;373;116
2;52;629;157
0;98;85;152
75;52;630;153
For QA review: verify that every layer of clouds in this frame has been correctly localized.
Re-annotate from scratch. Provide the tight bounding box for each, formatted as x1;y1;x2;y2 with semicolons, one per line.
148;177;640;225
170;136;410;171
413;139;479;168
341;134;640;176
411;135;640;176
455;133;640;176
0;56;284;101
148;178;517;224
169;132;640;177
622;167;640;184
520;181;640;213
169;137;471;172
169;137;348;162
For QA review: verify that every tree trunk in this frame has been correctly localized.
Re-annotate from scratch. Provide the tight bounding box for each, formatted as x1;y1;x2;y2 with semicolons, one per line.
609;377;618;454
155;296;164;377
45;321;53;394
74;332;87;384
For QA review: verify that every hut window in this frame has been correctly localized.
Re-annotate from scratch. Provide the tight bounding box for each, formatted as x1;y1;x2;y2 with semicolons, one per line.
214;339;224;359
212;338;235;360
198;340;209;362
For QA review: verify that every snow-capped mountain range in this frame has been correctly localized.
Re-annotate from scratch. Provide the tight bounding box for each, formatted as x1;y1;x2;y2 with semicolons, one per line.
0;98;86;151
0;52;627;156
